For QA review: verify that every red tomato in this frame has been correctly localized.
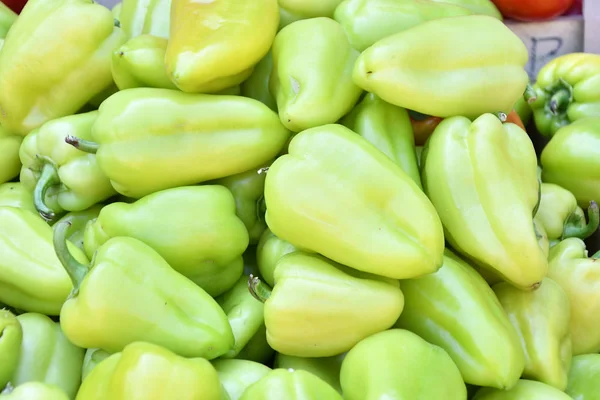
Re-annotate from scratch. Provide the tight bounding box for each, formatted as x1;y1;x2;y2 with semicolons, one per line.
491;0;575;21
2;0;28;14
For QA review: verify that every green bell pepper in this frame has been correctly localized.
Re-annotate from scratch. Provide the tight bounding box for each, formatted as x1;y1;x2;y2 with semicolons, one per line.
83;185;249;297
0;0;126;136
66;88;290;199
429;0;502;18
0;207;87;315
0;125;21;184
256;228;299;287
535;183;599;244
531;53;600;137
270;18;363;132
353;15;528;120
0;2;16;38
473;379;572;400
213;165;270;245
53;222;234;359
566;354;600;399
248;252;404;357
492;278;572;390
274;354;344;394
53;205;104;253
81;348;111;382
0;382;69;400
422;113;547;290
264;124;444;280
0;310;22;390
548;238;600;355
19;111;116;221
212;359;272;400
334;0;472;52
111;34;176;91
10;313;85;399
119;0;171;39
541;117;600;208
0;183;35;214
395;250;525;389
241;51;277;112
341;93;422;189
240;368;342;400
340;329;467;399
279;0;344;19
76;341;227;400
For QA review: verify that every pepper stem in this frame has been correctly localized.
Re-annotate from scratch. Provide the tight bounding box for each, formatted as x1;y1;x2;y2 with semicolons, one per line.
524;83;537;104
257;167;269;175
53;221;90;295
493;112;507;122
248;274;272;303
65;135;99;154
549;89;572;114
33;163;61;221
563;201;600;240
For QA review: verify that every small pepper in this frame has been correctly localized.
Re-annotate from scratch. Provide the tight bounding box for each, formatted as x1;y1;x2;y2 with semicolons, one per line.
256;228;299;287
212;359;272;400
0;310;22;390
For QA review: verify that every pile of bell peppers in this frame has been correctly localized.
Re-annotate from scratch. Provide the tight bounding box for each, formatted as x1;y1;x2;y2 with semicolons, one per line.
0;0;600;399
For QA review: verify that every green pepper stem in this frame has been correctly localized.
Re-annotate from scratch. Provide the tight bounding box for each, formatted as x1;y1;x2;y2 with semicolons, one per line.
33;163;61;221
524;83;537;104
114;18;121;28
549;89;572;114
257;167;269;175
65;135;99;154
53;221;90;294
248;274;271;303
493;112;507;122
563;201;600;240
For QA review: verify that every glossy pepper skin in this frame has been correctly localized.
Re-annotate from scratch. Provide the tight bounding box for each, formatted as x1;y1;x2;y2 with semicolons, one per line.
0;122;21;185
11;313;85;399
111;35;176;91
0;2;16;38
493;278;572;390
249;252;404;357
0;382;69;400
165;0;278;93
0;183;35;213
340;329;467;400
241;51;277;112
531;53;600;137
0;0;126;136
256;228;298;287
76;342;227;400
239;368;342;400
279;0;344;19
353;16;528;120
119;0;171;39
0;207;87;315
566;354;600;399
212;359;272;400
265;124;444;279
541;118;600;208
473;379;572;400
68;88;290;199
536;183;599;244
422;114;547;290
334;0;472;51
270;18;362;132
341;93;422;189
430;0;502;18
548;238;600;355
53;222;235;359
83;186;249;297
19;112;116;221
395;250;525;389
274;354;344;394
213;165;269;244
0;310;22;390
81;348;111;381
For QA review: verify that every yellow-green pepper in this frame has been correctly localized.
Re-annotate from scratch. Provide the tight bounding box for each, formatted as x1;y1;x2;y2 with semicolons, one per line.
0;183;35;213
83;186;249;297
241;51;277;112
0;125;21;185
395;250;525;389
256;228;299;287
0;310;21;390
240;368;342;400
248;252;404;357
341;93;422;189
112;2;122;19
264;124;444;279
334;0;472;51
353;15;528;120
53;222;234;359
19;112;116;221
421;114;547;290
0;0;126;136
548;238;600;355
0;207;87;315
81;348;111;381
76;342;227;400
340;329;467;399
274;354;344;394
53;205;104;252
270;18;362;132
493;278;572;390
119;0;171;39
66;88;290;199
165;0;278;93
279;0;344;19
0;2;16;38
430;0;502;18
212;359;272;400
566;354;600;399
473;379;572;400
0;382;69;400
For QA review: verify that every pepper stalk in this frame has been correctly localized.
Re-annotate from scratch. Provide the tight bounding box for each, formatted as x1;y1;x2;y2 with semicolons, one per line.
53;221;90;297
